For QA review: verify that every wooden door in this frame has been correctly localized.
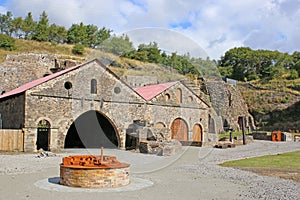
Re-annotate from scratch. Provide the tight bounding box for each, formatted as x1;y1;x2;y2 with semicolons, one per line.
192;124;202;142
171;118;188;141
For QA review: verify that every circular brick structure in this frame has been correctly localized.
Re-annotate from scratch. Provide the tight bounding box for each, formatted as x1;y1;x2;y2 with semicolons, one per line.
60;153;130;188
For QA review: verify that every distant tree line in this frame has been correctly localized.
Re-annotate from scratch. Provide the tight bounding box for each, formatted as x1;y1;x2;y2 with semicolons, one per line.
1;11;299;81
218;47;300;81
0;11;112;48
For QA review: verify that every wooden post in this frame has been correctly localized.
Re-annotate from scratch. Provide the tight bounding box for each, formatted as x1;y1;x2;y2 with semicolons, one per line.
241;116;246;145
100;147;104;163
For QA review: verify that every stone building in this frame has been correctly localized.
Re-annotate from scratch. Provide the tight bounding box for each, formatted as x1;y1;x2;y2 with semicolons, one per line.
0;59;221;152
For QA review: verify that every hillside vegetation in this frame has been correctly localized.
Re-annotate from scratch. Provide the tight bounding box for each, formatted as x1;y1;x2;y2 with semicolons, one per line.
0;11;299;131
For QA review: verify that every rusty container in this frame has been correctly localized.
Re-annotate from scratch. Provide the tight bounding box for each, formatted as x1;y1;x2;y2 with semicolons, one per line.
271;131;282;142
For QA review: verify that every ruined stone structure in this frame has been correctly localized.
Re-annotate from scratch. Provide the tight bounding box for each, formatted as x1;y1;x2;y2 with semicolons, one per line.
0;58;222;152
0;53;83;94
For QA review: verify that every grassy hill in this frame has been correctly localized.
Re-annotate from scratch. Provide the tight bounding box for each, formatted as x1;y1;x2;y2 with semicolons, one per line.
238;79;300;131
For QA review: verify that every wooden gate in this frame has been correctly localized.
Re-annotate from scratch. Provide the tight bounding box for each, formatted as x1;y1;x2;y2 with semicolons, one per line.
171;118;188;141
192;124;202;142
0;129;23;151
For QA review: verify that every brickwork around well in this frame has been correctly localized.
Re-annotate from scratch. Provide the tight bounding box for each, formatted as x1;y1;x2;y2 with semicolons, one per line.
60;166;130;188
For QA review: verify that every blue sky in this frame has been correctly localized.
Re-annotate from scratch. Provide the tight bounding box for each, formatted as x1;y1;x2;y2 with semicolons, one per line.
0;0;300;59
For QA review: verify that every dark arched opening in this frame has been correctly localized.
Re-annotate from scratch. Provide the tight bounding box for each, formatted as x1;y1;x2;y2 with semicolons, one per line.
36;119;51;151
64;110;119;148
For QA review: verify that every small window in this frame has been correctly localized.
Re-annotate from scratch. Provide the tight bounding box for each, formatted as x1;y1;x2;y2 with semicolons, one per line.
91;79;97;94
114;87;121;94
64;81;72;90
165;93;170;101
188;96;193;102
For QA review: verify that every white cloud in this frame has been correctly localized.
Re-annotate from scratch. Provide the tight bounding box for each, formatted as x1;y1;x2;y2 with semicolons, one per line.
2;0;300;59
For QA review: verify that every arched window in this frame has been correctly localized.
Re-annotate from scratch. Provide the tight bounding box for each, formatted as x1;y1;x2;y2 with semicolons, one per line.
176;88;182;104
164;93;170;101
91;79;97;94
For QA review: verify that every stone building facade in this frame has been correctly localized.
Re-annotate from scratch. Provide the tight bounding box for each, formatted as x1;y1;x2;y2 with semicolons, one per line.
0;59;221;152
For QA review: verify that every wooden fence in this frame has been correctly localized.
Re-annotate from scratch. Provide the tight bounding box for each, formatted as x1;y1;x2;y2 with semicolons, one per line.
0;129;24;151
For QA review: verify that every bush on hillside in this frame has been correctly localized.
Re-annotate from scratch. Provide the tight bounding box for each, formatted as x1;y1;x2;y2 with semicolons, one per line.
0;34;16;51
72;44;85;55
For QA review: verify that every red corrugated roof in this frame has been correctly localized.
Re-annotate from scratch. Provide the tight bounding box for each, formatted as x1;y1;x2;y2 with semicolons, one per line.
0;62;83;99
134;81;178;101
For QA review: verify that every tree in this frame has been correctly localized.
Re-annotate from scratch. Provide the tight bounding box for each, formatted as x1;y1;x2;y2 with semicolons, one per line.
95;27;112;47
100;34;134;56
32;11;49;42
0;11;13;35
0;33;16;50
67;22;88;45
10;17;23;38
21;12;36;40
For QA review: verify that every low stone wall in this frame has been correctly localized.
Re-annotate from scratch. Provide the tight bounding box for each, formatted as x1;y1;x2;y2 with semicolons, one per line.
60;166;130;188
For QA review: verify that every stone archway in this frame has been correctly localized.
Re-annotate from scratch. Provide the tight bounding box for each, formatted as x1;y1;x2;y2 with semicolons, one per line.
64;110;119;148
36;119;51;151
170;118;188;141
192;124;202;142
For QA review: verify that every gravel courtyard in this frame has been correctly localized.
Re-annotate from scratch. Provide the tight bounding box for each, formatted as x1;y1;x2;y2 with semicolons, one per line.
0;140;299;200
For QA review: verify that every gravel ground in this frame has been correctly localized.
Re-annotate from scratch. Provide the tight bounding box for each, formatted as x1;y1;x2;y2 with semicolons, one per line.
178;141;300;200
0;140;299;200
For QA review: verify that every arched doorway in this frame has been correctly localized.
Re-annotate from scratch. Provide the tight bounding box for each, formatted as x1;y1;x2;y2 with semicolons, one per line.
192;124;202;142
36;119;51;151
64;110;119;148
171;118;188;141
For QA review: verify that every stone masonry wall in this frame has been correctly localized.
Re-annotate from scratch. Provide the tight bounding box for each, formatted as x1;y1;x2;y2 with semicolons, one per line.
0;53;83;93
0;94;25;129
23;60;145;151
60;166;130;188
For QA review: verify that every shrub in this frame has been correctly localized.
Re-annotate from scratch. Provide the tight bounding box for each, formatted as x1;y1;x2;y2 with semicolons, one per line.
72;44;85;55
0;34;16;51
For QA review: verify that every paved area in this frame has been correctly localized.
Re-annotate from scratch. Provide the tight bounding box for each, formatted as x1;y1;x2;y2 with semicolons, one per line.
0;141;299;200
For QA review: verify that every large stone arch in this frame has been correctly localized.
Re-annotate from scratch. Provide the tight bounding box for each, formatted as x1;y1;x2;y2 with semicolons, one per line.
64;110;120;148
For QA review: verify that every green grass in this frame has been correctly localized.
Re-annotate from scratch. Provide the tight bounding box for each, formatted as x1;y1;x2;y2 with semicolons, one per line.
220;151;300;169
218;131;245;140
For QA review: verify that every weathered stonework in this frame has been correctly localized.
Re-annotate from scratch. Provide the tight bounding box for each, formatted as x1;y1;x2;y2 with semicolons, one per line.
0;94;25;129
0;55;253;152
60;166;130;188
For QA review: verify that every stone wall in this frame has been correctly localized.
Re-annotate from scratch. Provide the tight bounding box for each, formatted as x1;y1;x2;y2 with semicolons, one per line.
122;75;158;87
223;83;255;131
23;60;146;151
20;60;218;151
0;94;25;129
60;166;130;188
0;53;83;93
205;79;254;131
